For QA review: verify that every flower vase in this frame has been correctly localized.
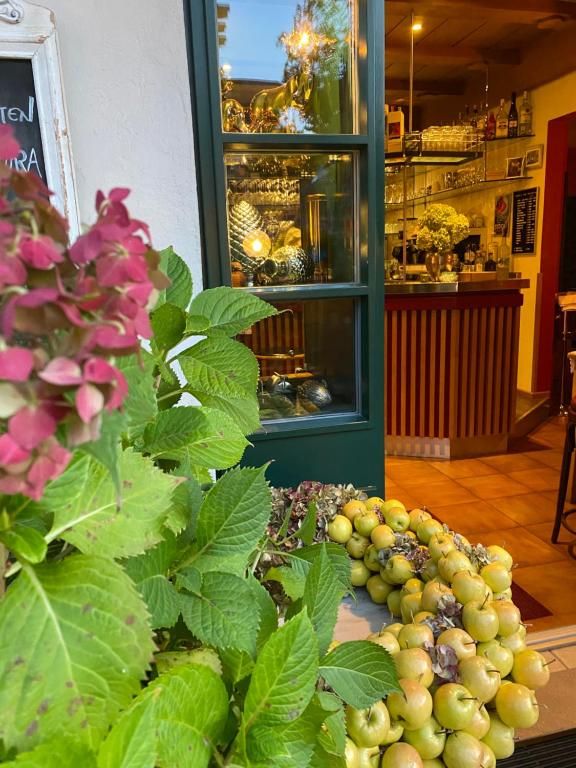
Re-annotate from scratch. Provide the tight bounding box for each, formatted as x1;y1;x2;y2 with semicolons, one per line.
425;251;441;282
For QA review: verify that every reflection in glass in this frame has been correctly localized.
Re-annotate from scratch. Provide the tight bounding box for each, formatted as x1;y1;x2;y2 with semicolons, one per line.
217;0;356;134
238;298;357;420
226;152;356;286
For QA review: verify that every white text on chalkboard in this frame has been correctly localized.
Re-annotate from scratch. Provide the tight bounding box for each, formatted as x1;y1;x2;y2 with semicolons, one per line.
0;96;35;124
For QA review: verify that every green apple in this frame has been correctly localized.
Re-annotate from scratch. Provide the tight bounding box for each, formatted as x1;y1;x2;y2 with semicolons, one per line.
381;742;423;768
394;648;434;688
386;679;433;730
492;588;513;601
402;577;425;595
401;592;423;624
462;703;491;739
462;599;499;642
387;588;403;617
371;523;396;550
381;718;404;745
368;630;401;655
413;611;435;624
364;544;382;572
422;761;445;768
416;518;444;545
443;731;484;768
347;532;371;559
428;532;456;562
433;683;478;730
366;574;394;604
383;554;415;585
403;715;446;759
398;622;434;651
385;507;411;533
480;742;497;768
491;599;521;637
486;544;513;571
327;514;353;544
409;507;432;532
458;656;501;703
452;571;491;605
476;640;514;677
495;682;539;728
436;628;477;661
365;496;385;513
481;714;515;759
345;737;361;768
382;498;407;515
358;746;381;768
420;558;440;582
351;559;371;587
343;499;367;522
355;511;381;538
438;550;474;582
499;624;527;654
383;622;404;638
480;562;512;593
512;649;550;689
346;701;390;747
420;581;453;613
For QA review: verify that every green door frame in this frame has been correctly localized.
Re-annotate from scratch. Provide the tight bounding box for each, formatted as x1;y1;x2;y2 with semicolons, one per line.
183;0;385;492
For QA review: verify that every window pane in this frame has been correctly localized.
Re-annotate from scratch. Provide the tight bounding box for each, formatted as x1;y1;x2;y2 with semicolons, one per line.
238;297;358;421
217;0;357;134
227;151;356;285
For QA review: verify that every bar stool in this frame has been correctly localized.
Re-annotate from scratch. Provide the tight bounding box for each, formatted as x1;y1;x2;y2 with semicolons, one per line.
553;351;576;549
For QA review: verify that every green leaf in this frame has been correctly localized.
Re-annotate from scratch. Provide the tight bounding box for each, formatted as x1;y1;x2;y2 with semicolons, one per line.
190;466;270;574
123;537;180;628
142;406;250;469
79;410;126;492
2;741;97;768
115;353;158;442
319;641;400;709
168;473;204;539
0;555;155;752
44;450;178;559
158;246;193;311
248;574;278;650
309;746;346;768
185;313;210;334
316;693;346;757
290;543;352;594
155;647;222;677
242;612;318;736
151;302;186;354
179;571;261;654
98;664;228;768
179;336;260;433
296;501;318;545
187;286;277;336
302;545;346;657
219;648;255;685
265;565;307;601
0;525;46;564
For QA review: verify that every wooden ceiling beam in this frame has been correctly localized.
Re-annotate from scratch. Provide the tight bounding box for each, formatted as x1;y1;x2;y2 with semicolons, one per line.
386;78;467;95
387;0;576;24
387;43;522;66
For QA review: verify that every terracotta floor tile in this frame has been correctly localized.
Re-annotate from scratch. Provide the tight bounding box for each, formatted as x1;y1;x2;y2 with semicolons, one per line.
488;492;558;526
458;474;532;499
409;481;479;508
513;561;576;614
384;463;447;486
507;467;562;492
428;458;498;479
524;522;574;560
466;527;566;568
433;500;518;535
530;449;564;469
479;453;544;473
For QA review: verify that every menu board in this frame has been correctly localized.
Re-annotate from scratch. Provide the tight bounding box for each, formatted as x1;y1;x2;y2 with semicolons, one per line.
512;187;538;255
0;58;47;181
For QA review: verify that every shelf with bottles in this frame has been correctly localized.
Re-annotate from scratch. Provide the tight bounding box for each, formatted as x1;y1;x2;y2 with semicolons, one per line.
385;175;534;210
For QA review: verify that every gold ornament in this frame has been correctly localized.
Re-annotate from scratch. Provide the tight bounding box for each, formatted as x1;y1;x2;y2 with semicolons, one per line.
228;202;263;266
242;229;271;260
222;99;248;132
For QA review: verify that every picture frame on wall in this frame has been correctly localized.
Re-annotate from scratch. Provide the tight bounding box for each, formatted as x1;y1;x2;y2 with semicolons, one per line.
525;145;544;171
0;0;79;237
506;156;525;179
494;193;512;236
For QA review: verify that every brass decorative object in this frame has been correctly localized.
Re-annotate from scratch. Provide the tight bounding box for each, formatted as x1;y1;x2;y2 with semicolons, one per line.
256;246;314;285
249;70;314;133
242;229;271;261
425;252;441;282
222;99;249;132
298;379;332;408
228;201;263;266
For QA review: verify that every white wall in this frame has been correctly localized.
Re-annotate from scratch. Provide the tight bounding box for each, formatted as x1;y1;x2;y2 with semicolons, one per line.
46;0;203;290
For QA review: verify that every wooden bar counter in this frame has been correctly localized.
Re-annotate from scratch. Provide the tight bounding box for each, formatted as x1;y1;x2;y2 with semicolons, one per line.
385;277;529;458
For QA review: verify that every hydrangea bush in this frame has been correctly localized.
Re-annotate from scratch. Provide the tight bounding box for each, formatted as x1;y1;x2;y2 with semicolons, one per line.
416;203;470;254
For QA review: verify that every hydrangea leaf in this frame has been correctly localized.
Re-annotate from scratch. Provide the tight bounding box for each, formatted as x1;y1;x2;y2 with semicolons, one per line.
1;741;97;768
187;286;277;337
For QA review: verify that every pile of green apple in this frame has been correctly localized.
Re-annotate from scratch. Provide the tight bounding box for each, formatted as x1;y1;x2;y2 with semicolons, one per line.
327;498;550;768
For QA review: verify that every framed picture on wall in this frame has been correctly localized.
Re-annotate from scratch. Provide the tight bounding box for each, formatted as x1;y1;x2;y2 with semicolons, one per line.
525;145;544;170
494;193;512;236
506;156;525;179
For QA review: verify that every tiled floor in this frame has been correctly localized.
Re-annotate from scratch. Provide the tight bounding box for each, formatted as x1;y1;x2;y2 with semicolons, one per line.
385;416;576;633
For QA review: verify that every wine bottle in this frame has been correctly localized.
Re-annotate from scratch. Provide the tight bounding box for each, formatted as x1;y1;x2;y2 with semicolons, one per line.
486;111;496;141
496;98;508;139
508;92;519;138
519;90;533;136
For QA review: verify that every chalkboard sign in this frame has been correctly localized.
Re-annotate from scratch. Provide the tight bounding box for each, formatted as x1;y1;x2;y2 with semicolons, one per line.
0;58;46;181
512;187;539;255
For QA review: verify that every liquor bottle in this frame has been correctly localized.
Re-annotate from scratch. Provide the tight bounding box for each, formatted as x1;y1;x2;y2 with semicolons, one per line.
519;90;533;136
471;105;479;129
464;104;471;126
497;237;512;278
496;98;508;139
485;239;499;271
475;248;486;272
508;92;519;138
486;110;496;141
387;106;405;153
